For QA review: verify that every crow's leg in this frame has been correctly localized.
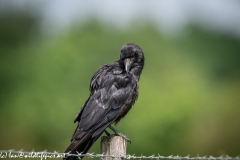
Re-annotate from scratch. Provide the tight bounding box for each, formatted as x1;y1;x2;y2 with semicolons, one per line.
104;130;111;136
108;125;131;143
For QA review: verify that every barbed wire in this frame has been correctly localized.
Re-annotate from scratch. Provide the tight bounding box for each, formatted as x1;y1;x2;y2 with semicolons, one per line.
0;150;239;160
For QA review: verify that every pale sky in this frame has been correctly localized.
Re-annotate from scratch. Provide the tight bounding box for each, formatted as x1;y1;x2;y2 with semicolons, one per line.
1;0;240;37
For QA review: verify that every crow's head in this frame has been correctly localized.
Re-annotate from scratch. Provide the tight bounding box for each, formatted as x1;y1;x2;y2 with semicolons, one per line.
120;43;144;74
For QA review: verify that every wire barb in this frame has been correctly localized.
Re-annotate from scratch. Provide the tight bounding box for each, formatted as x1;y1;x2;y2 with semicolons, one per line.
0;150;239;160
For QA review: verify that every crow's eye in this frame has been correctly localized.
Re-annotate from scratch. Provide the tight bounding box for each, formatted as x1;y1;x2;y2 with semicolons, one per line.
134;52;138;59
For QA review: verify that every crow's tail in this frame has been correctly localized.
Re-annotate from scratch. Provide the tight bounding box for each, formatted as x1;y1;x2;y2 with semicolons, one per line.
64;124;106;160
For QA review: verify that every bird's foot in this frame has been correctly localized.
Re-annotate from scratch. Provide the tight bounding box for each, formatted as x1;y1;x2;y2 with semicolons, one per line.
108;125;131;143
114;132;131;143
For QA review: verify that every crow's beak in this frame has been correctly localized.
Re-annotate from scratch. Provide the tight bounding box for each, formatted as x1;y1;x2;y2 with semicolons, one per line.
124;58;132;74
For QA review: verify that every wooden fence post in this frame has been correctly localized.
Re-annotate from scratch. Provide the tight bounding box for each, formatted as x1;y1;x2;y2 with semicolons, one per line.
100;136;127;160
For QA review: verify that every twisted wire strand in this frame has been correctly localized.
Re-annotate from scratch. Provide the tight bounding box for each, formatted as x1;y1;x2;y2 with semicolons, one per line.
0;150;239;160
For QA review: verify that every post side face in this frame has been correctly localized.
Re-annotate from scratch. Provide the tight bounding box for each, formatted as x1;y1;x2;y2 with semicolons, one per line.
100;136;127;160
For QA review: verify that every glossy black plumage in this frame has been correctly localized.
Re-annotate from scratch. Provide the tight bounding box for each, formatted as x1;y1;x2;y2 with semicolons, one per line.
64;43;144;160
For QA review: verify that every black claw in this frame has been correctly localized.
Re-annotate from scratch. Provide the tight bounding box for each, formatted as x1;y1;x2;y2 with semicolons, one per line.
115;133;131;143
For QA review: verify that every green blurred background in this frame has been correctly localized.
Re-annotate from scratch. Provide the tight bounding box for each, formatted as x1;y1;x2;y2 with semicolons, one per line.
0;1;240;159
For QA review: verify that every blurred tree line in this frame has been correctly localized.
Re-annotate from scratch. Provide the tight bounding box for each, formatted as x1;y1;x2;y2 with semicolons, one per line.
0;5;240;160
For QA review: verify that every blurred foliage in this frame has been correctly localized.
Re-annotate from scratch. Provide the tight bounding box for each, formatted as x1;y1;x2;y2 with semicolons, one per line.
0;6;240;160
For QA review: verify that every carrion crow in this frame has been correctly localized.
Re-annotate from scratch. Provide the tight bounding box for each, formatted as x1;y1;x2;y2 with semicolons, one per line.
64;43;145;160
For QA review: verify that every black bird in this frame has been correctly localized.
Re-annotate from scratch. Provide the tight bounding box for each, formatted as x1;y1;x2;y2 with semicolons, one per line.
64;43;144;160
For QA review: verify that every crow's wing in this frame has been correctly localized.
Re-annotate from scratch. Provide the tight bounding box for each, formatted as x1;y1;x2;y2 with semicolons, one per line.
74;63;135;134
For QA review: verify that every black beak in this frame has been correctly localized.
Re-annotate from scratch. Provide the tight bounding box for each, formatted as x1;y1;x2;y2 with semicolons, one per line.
124;58;132;74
